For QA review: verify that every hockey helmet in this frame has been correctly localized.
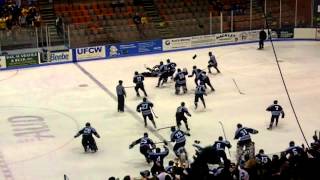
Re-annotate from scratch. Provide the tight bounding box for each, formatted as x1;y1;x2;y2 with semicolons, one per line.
237;123;242;128
181;102;185;106
143;132;148;137
135;71;139;75
171;126;176;132
166;59;170;63
85;122;91;127
209;51;212;56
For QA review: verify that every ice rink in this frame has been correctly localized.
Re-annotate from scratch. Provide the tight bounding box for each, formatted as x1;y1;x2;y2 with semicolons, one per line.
1;41;320;180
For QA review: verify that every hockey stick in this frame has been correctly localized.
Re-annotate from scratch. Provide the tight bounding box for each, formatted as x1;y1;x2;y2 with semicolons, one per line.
157;126;173;131
232;78;245;95
218;121;232;158
151;108;158;118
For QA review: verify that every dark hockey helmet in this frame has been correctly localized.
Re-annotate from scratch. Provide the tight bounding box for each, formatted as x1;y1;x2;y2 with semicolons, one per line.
144;132;148;137
119;80;123;84
143;97;147;102
274;100;278;104
237;123;242;128
181;102;185;106
171;126;176;132
85;122;91;127
167;59;170;63
193;65;197;69
135;71;139;75
177;68;181;72
218;136;223;141
289;141;295;147
259;149;264;154
209;51;212;56
160;61;163;65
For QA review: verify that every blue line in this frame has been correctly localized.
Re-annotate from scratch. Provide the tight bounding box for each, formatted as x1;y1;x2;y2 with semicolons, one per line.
74;63;173;148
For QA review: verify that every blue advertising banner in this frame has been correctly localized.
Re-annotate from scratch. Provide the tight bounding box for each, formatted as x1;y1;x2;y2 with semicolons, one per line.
106;40;162;58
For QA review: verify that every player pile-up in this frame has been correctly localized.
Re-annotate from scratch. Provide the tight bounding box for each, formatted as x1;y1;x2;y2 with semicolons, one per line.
72;51;313;178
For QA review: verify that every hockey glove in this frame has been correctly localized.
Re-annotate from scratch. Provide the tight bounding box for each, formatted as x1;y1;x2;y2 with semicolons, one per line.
282;113;285;118
129;144;134;149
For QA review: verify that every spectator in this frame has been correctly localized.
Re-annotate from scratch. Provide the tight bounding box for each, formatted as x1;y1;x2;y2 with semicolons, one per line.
132;12;145;38
33;12;41;27
0;15;6;30
55;16;63;37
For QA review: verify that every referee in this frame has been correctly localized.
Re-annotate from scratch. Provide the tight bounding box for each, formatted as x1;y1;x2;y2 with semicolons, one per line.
116;80;126;112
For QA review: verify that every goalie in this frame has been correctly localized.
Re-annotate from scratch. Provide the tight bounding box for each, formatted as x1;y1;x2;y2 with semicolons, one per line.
234;123;258;162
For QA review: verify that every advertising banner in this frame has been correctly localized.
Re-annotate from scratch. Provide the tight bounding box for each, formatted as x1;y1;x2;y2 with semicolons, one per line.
40;50;73;64
237;30;261;41
6;52;39;67
106;40;162;57
75;46;106;61
215;32;238;44
190;35;215;47
162;37;192;51
0;56;6;69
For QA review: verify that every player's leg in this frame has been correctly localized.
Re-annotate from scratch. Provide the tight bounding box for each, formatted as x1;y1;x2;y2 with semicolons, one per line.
148;114;156;128
194;78;198;86
143;115;148;127
275;116;279;126
89;137;98;152
182;117;190;131
236;141;245;162
206;79;215;91
157;75;163;87
194;95;199;109
140;84;148;97
200;95;206;108
213;64;221;73
82;137;89;152
175;84;180;95
268;116;275;129
176;115;182;128
208;64;212;73
135;85;140;97
120;95;125;112
182;83;187;93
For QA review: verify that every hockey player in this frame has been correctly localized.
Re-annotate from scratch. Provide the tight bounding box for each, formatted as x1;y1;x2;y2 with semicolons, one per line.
199;71;215;91
188;65;203;86
136;97;157;128
266;100;285;129
194;81;207;109
255;149;272;179
174;68;188;94
156;61;169;87
170;126;190;157
166;59;177;79
176;102;191;131
234;123;259;162
74;122;100;152
133;71;148;97
208;51;221;73
213;136;232;163
129;132;155;163
148;145;169;176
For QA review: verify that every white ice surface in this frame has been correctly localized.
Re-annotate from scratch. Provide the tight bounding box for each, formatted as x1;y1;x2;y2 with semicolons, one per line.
0;41;320;180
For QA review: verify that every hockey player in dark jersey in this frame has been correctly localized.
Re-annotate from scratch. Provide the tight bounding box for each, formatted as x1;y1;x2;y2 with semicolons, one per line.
199;71;215;91
166;59;177;79
74;122;100;153
213;136;231;163
234;123;258;162
266;100;285;129
208;51;221;73
156;61;169;87
129;132;155;163
170;126;190;157
174;68;188;94
136;97;157;128
188;65;203;86
176;102;192;131
133;71;148;97
194;81;207;109
255;149;272;179
148;145;169;175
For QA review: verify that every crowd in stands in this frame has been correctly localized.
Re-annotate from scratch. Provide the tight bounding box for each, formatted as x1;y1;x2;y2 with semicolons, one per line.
0;0;40;32
107;132;320;180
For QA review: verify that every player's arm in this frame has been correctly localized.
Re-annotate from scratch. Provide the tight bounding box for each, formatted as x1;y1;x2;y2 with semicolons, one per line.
247;128;259;134
74;128;84;138
136;104;141;112
224;141;232;148
163;146;169;156
129;138;141;149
